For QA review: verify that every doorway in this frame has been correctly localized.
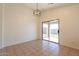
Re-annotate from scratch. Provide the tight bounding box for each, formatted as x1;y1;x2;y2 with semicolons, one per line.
42;20;59;43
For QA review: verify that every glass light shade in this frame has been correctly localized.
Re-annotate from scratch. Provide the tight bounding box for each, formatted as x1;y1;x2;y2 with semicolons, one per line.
33;9;41;16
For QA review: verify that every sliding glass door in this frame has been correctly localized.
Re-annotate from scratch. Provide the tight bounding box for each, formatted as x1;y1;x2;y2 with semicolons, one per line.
49;20;59;43
43;22;49;40
42;20;59;43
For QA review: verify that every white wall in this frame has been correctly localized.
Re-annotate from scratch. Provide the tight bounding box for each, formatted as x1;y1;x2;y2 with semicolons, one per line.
0;4;2;49
2;4;38;48
40;4;79;49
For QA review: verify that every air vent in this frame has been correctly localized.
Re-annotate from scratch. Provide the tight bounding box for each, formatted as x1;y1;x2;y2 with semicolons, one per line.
48;3;54;5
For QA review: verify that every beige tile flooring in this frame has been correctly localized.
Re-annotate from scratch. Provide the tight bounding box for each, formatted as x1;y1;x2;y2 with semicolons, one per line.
0;40;79;56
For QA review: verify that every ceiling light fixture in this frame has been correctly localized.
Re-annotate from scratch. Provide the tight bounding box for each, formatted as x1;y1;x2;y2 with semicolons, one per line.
48;3;54;5
33;3;41;16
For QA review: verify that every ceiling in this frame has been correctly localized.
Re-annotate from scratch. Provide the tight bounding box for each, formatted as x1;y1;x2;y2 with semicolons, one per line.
25;3;71;11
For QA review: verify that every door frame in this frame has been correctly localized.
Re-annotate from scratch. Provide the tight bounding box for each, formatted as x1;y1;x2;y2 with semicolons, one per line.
42;19;60;44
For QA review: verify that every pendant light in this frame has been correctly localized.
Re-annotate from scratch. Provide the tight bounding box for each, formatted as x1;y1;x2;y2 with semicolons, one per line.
33;3;41;16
